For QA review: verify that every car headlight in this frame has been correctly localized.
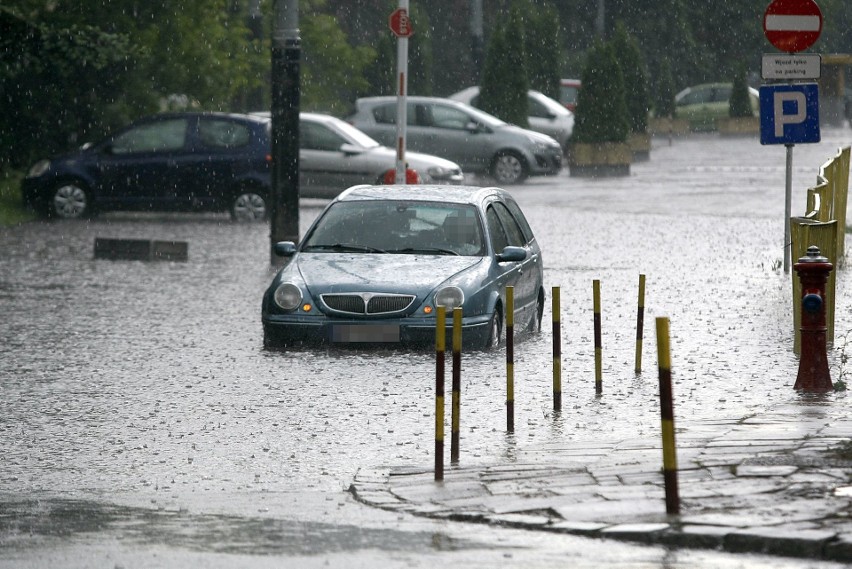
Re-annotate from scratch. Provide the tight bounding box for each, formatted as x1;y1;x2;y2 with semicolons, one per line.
426;166;451;179
27;159;50;178
273;282;302;311
435;286;464;309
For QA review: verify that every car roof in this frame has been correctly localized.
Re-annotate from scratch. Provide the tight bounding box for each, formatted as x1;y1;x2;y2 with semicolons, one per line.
334;184;511;206
150;111;269;125
357;96;470;107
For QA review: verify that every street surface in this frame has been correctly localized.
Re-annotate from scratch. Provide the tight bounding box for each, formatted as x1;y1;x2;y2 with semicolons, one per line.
1;129;851;567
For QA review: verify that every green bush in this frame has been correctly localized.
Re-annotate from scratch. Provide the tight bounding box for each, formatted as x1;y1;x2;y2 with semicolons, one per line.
654;59;677;118
479;3;528;128
729;64;753;118
572;40;629;144
0;170;34;226
611;23;649;134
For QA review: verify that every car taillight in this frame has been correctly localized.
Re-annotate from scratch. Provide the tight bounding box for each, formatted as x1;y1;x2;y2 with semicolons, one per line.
265;154;272;163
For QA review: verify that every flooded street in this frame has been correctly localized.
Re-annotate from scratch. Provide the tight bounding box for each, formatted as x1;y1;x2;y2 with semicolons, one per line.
1;130;851;567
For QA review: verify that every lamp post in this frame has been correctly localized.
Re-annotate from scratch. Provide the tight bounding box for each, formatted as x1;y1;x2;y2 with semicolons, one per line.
270;0;300;264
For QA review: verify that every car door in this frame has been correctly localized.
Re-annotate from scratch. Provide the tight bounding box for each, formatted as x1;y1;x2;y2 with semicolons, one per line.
300;120;367;197
410;102;492;172
187;116;256;208
486;201;539;325
96;117;189;209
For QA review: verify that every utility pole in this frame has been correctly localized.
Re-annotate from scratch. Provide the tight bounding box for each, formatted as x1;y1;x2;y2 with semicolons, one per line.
470;0;484;83
270;0;300;264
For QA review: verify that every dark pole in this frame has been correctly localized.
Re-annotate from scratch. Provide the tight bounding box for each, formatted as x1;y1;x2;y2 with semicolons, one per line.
270;0;300;264
470;0;484;83
246;0;264;111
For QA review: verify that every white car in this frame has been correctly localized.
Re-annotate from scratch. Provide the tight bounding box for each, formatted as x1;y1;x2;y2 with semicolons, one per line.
449;86;574;150
253;112;464;198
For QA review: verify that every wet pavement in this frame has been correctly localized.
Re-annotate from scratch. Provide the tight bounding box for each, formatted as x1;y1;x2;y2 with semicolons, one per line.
351;397;852;562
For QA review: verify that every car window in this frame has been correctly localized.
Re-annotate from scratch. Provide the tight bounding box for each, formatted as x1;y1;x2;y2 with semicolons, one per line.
501;198;534;243
430;105;471;130
528;97;550;119
111;119;188;154
486;206;510;252
713;86;732;102
303;201;484;256
302;121;347;151
491;202;526;247
198;118;251;149
677;88;714;106
373;103;414;125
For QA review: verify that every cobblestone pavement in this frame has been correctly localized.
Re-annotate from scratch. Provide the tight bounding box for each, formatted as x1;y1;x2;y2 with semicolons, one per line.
351;376;852;563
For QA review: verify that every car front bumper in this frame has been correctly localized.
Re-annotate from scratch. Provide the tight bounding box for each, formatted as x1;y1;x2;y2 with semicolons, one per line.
262;312;492;349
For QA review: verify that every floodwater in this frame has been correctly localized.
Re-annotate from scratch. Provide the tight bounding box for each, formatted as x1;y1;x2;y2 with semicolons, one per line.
1;129;851;567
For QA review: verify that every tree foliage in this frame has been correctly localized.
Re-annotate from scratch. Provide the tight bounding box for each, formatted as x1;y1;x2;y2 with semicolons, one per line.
572;39;628;144
479;3;528;128
522;0;560;101
728;63;753;118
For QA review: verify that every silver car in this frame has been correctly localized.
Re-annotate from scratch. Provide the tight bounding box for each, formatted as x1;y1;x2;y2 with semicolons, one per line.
449;86;575;150
347;96;563;185
254;112;464;198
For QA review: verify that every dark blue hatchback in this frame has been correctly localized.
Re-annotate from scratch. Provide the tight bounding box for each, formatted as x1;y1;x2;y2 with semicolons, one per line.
22;112;272;220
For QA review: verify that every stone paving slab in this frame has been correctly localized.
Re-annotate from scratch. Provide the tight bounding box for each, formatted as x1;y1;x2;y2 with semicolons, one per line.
349;402;852;563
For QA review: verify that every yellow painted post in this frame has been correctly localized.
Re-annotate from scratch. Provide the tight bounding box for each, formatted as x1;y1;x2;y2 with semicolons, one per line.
435;306;446;481
656;317;680;515
552;286;562;412
506;286;515;433
593;280;602;394
451;307;462;464
635;274;646;374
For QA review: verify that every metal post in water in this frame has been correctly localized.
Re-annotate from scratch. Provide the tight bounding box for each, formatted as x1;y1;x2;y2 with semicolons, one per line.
656;317;680;515
435;306;446;481
506;286;515;433
635;274;646;374
552;286;562;412
451;307;462;463
593;280;602;394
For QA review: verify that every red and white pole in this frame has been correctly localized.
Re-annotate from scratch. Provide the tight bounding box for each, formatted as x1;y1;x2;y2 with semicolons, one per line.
394;0;410;184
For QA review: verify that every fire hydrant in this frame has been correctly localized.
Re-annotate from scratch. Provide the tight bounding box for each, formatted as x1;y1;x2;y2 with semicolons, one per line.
794;246;833;392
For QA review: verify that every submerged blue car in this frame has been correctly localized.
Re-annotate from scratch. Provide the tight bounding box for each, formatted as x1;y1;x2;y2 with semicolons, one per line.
261;185;545;349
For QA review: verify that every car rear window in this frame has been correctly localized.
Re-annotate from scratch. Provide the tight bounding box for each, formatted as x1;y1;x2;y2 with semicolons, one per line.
198;119;251;149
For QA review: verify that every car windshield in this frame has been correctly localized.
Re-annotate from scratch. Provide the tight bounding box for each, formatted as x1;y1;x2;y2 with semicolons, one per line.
302;200;486;256
329;119;381;148
457;103;507;128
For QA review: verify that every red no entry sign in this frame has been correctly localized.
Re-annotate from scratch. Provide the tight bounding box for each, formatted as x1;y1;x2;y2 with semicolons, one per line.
389;8;413;38
763;0;822;53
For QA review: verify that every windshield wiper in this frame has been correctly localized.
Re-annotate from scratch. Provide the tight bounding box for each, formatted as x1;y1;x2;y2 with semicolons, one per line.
303;243;387;253
386;247;460;256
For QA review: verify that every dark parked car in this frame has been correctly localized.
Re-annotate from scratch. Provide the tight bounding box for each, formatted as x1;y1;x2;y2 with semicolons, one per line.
22;112;273;220
261;184;545;349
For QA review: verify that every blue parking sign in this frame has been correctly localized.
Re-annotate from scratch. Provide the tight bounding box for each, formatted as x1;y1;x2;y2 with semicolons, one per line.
760;84;820;145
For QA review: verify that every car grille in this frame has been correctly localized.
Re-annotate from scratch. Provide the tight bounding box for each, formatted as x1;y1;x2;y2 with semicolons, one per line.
321;293;416;315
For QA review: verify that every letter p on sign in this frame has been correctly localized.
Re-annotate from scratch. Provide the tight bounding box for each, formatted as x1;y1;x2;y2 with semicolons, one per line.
760;83;820;145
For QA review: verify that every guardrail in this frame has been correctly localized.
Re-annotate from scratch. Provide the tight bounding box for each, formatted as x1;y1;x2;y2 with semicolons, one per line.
791;146;851;354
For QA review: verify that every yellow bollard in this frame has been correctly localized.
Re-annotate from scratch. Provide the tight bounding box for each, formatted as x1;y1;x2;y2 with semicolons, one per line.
635;274;646;374
506;286;515;433
435;306;446;481
451;307;462;464
593;280;602;394
552;286;562;412
656;317;680;515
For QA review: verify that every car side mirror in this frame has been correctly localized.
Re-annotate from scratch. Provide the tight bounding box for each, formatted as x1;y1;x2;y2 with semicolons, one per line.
339;143;364;155
496;246;527;263
274;241;298;257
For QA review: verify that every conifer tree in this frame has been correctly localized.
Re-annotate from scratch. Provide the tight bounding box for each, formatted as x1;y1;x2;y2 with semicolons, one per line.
572;39;628;144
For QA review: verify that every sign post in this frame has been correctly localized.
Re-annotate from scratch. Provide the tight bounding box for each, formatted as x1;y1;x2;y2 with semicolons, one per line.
389;4;413;184
760;0;823;273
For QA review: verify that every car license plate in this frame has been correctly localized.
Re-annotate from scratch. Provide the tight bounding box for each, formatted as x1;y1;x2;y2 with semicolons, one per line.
331;324;400;343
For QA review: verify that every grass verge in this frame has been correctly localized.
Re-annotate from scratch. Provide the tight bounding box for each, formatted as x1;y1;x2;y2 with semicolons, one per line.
0;170;36;226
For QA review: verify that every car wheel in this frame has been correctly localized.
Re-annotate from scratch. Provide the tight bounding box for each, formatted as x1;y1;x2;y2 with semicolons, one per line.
484;308;503;350
490;152;527;185
231;191;267;222
50;182;90;219
530;294;544;333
